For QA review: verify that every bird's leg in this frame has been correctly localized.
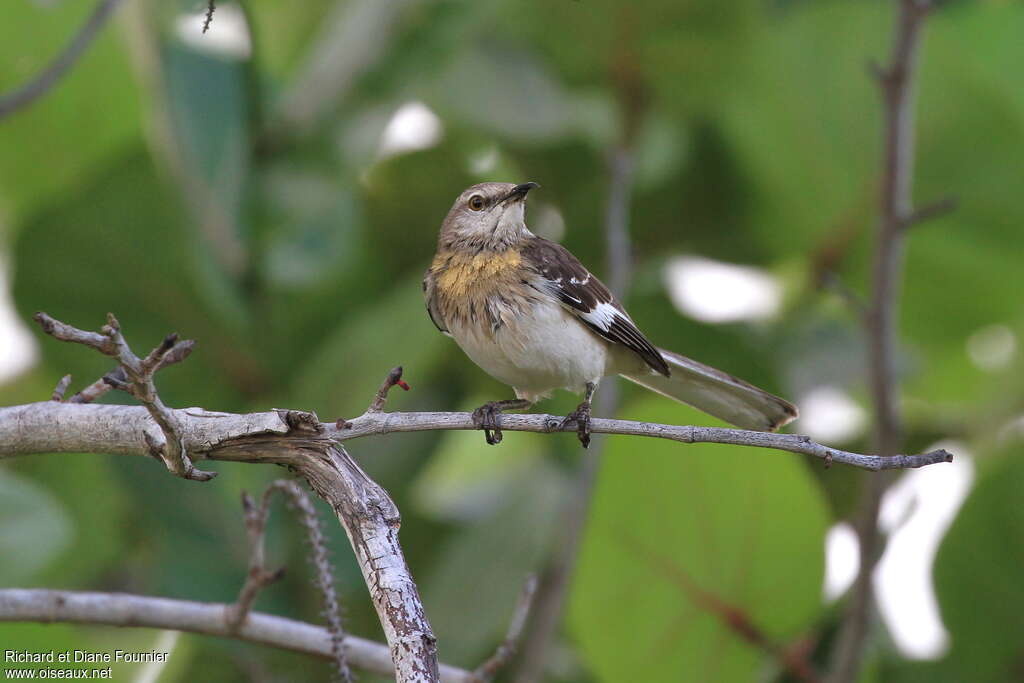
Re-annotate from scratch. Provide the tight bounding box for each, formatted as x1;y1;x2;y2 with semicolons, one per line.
472;398;532;445
561;382;597;449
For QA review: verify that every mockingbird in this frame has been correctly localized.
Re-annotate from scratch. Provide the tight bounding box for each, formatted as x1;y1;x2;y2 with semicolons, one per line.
423;181;798;447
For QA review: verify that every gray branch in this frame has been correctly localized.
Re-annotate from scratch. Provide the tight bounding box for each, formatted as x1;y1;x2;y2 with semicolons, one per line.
0;402;951;475
0;400;439;681
12;311;439;682
204;412;440;682
0;389;951;681
0;589;472;683
67;339;195;405
34;312;212;480
336;409;952;471
831;1;945;682
473;575;538;682
50;375;72;402
233;480;351;682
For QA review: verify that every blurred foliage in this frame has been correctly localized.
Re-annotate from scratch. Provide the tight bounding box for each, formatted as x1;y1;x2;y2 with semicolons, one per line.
930;453;1024;683
1;0;1022;681
569;395;828;682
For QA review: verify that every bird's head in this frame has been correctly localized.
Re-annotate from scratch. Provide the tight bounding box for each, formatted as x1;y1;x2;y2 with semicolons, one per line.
439;182;539;250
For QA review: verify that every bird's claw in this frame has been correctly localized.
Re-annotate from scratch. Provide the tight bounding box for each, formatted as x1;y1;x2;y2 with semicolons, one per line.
472;402;504;445
560;401;592;449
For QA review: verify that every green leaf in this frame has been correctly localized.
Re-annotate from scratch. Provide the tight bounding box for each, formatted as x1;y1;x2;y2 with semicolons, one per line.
499;0;757;117
421;459;566;666
288;274;451;418
432;42;575;143
568;395;829;682
0;469;73;583
260;169;365;289
13;455;128;586
160;36;253;330
245;0;338;79
932;454;1024;682
720;0;1024;415
0;0;142;225
411;396;551;521
12;148;256;410
719;2;885;257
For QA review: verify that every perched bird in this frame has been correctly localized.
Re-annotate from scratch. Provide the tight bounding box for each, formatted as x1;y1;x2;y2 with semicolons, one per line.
423;182;798;447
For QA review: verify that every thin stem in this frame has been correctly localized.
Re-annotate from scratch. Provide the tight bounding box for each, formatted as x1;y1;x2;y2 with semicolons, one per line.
829;2;940;681
472;576;538;682
0;0;125;119
230;481;351;682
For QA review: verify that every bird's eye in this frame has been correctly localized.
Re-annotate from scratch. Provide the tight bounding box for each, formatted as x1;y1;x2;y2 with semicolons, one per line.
468;195;485;211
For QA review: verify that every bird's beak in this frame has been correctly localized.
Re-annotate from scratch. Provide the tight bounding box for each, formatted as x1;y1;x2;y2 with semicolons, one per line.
503;182;540;203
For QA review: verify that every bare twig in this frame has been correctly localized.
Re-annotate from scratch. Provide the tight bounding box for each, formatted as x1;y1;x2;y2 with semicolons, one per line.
34;312;213;481
866;0;934;452
229;480;350;681
227;492;288;632
69;368;126;404
0;0;125;119
68;339;195;404
50;375;72;402
900;195;957;229
830;2;945;682
0;589;472;683
229;561;286;631
203;1;216;34
473;576;538;682
367;365;410;413
335;411;952;470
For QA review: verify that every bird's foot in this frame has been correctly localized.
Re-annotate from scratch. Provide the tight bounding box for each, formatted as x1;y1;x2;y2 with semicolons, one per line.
560;400;593;449
472;399;531;445
472;402;504;445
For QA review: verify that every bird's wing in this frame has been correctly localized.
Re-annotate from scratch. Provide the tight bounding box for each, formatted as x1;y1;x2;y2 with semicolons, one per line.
521;237;669;376
422;269;450;336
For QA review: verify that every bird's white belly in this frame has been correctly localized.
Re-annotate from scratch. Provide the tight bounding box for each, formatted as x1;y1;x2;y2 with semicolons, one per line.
449;300;609;401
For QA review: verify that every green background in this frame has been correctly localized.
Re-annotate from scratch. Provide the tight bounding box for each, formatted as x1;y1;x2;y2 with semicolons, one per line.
1;0;1022;681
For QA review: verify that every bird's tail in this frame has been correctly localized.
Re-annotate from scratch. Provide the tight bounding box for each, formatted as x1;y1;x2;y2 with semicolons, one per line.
620;347;798;432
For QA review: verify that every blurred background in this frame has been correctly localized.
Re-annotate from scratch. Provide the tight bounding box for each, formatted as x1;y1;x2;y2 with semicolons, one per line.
1;0;1022;681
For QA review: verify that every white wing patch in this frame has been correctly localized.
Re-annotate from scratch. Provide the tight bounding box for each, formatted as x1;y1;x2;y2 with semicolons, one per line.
522;236;670;376
581;301;620;333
